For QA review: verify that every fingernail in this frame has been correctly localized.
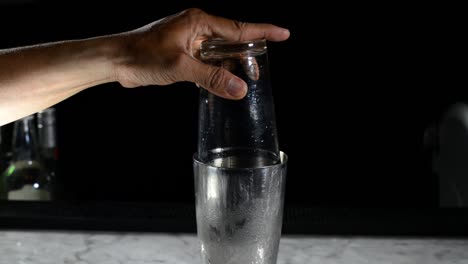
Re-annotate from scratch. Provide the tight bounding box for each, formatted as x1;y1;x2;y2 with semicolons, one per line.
227;78;246;98
281;28;290;37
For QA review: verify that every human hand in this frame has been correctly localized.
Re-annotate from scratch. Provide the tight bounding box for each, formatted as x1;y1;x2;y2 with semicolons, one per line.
112;8;290;99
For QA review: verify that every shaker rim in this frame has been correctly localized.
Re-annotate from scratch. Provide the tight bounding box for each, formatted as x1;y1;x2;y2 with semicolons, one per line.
200;38;267;59
193;150;288;170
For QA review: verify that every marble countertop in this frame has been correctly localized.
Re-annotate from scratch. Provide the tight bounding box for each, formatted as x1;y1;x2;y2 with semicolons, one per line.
0;231;467;263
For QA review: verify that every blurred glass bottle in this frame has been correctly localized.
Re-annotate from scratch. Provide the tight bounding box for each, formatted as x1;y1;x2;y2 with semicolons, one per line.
0;124;13;197
0;127;3;195
37;107;59;197
1;115;51;201
0;126;3;170
0;123;13;169
197;39;280;168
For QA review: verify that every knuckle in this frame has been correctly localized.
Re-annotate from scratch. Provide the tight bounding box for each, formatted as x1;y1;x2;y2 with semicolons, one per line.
180;8;206;27
208;67;226;91
233;21;249;41
184;8;205;17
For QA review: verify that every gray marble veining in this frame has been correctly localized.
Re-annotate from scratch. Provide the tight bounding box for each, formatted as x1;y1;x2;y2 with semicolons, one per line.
0;231;467;263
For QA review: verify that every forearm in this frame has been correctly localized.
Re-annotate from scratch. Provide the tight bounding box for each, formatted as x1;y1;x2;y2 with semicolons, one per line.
0;8;290;126
0;36;121;126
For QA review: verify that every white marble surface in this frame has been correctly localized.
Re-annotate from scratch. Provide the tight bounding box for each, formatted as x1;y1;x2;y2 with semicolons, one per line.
0;231;468;263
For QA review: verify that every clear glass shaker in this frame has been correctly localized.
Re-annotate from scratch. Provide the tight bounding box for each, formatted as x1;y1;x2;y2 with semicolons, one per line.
197;39;280;168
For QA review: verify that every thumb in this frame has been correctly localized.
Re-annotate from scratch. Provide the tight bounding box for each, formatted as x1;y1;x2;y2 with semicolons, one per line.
183;56;247;99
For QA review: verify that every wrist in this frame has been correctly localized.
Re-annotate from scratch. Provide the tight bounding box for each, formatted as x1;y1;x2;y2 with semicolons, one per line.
101;33;135;85
86;34;132;84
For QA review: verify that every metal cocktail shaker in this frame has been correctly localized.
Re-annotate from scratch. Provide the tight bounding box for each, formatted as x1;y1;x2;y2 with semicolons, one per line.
193;39;288;264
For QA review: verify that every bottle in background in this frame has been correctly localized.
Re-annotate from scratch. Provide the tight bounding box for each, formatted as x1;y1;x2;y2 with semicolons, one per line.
37;107;59;197
1;115;51;201
0;126;3;171
0;124;13;198
0;126;3;197
0;123;13;171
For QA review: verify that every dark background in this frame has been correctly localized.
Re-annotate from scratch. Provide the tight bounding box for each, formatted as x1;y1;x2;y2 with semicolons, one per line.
0;1;465;209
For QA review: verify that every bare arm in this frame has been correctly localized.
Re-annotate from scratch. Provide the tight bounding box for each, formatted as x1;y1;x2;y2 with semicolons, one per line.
0;8;289;126
0;37;119;125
